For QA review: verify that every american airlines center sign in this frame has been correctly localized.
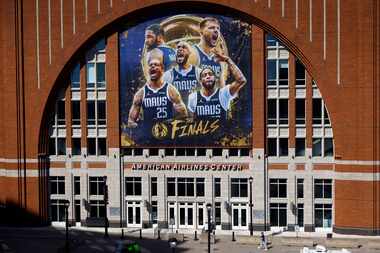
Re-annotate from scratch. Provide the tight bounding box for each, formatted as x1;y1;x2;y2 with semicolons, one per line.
125;163;250;171
119;14;252;147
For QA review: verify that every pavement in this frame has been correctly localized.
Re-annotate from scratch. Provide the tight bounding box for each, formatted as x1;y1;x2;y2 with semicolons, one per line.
1;226;379;253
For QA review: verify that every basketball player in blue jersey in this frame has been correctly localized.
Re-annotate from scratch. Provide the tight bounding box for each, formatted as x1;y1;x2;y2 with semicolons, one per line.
128;49;188;129
193;17;227;87
144;24;176;71
163;41;201;106
188;51;246;122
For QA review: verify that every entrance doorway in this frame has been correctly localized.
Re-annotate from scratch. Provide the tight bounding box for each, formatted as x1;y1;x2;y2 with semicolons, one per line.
126;201;141;227
232;203;248;229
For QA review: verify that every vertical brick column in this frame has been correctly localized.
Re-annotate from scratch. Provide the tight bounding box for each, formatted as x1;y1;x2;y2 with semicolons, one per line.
288;54;296;149
80;61;87;155
305;72;313;150
252;26;269;231
105;33;120;150
65;86;72;154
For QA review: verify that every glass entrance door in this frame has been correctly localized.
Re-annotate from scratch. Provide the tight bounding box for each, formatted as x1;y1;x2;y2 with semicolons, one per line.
126;201;141;227
168;202;177;232
178;202;195;229
232;203;248;230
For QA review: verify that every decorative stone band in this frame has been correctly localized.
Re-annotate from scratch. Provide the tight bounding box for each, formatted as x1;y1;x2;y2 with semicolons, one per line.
124;163;250;172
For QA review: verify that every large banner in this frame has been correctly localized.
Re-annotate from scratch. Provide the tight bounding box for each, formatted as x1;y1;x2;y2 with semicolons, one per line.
120;14;252;147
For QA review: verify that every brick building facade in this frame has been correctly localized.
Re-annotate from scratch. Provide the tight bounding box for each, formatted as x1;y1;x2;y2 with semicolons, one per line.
0;0;379;235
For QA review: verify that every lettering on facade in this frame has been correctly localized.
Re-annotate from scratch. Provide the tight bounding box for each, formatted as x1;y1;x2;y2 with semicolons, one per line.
125;163;249;171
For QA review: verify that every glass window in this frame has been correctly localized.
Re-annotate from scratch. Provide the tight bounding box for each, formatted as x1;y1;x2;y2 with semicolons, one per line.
71;101;81;126
151;201;158;224
87;138;96;156
215;202;221;225
87;101;96;125
125;177;142;196
71;64;80;89
279;99;288;124
167;178;176;196
75;200;81;222
89;200;105;218
50;176;65;195
312;98;322;125
295;59;306;86
324;138;334;157
178;178;186;196
270;203;287;227
98;138;107;156
97;101;106;125
96;63;105;83
57;138;66;155
212;148;223;156
214;178;221;197
279;138;288;156
165;148;174;156
51;199;66;221
72;138;81;156
267;59;277;86
176;148;185;156
278;60;289;86
312;138;322;157
266;33;277;47
295;99;305;125
86;63;95;88
89;177;105;195
314;179;332;199
297;204;304;227
57;100;65;125
297;179;304;198
231;178;248;197
267;99;277;124
295;138;305;157
270;179;287;198
196;178;205;197
49;138;56;156
74;176;80;195
315;204;332;228
268;138;277;156
197;148;206;156
151;177;157;196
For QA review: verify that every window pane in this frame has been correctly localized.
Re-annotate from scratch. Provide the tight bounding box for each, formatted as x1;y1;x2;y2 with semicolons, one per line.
151;177;157;196
295;138;305;157
324;106;330;125
87;138;96;156
295;99;305;124
71;101;80;125
96;63;105;83
267;59;277;81
135;180;142;196
279;60;288;85
72;138;81;156
49;138;56;155
278;181;287;198
295;59;305;82
324;138;334;157
178;179;186;196
270;207;278;226
97;101;106;125
240;182;248;197
279;207;287;226
167;178;176;196
312;99;322;124
269;181;278;198
312;138;322;157
86;63;95;87
279;138;288;156
57;101;65;124
214;178;221;197
71;64;80;88
268;138;277;156
268;99;277;124
297;179;304;198
98;138;107;156
314;184;323;198
74;177;80;195
187;180;194;196
267;34;277;46
87;101;95;125
231;183;239;197
57;138;66;155
126;181;134;195
279;99;288;124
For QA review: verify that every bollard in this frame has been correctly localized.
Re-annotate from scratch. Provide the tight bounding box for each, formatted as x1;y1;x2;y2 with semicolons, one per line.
157;229;161;240
194;230;198;240
232;231;236;241
140;229;142;239
176;230;178;234
121;228;124;239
